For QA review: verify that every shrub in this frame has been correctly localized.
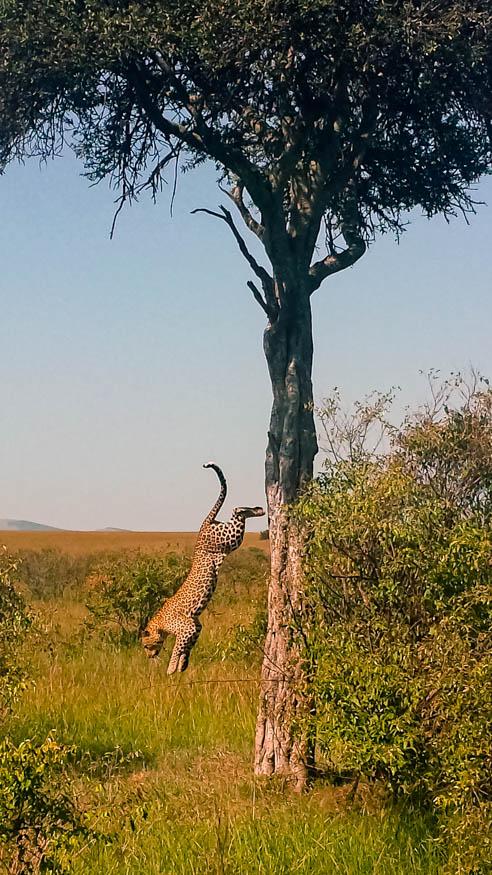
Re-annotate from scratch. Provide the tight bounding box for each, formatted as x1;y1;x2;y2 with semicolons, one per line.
0;736;95;874
259;529;269;540
297;376;492;872
84;550;191;645
14;549;96;601
215;547;269;605
218;607;267;662
1;554;96;872
0;548;32;718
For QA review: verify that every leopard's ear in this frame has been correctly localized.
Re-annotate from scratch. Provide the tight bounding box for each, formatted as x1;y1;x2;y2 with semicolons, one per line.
141;629;150;637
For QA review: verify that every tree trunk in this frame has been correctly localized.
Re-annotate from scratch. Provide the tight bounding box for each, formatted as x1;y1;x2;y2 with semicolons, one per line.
254;282;318;791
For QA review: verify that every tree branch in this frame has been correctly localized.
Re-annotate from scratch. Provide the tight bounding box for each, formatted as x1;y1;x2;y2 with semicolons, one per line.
247;281;271;316
127;62;204;152
308;220;366;291
297;93;377;264
191;206;276;317
128;60;275;218
224;180;264;240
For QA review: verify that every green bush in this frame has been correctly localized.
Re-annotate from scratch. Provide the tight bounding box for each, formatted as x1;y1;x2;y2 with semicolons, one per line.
14;549;96;601
1;554;97;873
0;548;32;718
211;548;268;660
0;736;95;874
84;550;191;645
297;377;492;872
218;607;267;662
216;547;269;605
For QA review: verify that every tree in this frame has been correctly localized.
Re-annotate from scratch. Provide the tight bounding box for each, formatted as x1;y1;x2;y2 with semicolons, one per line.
1;0;491;789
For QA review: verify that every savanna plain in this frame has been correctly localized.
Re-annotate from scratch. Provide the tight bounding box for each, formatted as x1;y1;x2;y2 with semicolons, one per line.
1;531;445;875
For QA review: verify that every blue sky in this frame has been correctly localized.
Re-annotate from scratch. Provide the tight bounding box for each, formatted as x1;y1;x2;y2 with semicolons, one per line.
1;154;491;530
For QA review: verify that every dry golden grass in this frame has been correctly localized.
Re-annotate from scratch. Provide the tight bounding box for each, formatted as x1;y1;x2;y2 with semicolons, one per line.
0;530;268;555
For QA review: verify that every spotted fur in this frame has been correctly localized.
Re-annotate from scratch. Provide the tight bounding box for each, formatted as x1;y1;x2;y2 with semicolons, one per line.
142;463;264;674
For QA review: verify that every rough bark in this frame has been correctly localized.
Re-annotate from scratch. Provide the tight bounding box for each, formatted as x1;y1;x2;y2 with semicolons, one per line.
254;280;318;791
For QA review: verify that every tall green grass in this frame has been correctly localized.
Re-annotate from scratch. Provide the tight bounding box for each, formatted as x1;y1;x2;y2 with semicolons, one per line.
77;803;442;875
7;587;444;874
10;644;257;759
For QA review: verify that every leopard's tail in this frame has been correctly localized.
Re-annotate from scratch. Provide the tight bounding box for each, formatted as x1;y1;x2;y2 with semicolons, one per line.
202;463;227;523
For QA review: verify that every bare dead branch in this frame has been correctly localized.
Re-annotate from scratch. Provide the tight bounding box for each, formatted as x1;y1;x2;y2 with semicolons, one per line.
191;205;276;317
110;195;126;240
247;281;271;316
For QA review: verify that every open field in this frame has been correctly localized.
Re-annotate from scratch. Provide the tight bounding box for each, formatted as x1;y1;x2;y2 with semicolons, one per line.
1;539;445;875
8;596;442;875
0;530;269;556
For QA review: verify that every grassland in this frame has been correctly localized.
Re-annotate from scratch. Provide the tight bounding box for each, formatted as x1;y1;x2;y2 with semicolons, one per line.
0;530;269;556
4;536;444;874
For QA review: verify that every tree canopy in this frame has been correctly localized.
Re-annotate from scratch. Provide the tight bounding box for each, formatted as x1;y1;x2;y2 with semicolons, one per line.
1;0;491;296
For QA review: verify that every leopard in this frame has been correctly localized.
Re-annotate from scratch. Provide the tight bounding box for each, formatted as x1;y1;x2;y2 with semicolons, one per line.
141;463;264;674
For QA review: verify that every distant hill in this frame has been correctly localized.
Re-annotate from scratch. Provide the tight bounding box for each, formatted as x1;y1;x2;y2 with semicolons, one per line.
0;520;132;533
0;519;62;532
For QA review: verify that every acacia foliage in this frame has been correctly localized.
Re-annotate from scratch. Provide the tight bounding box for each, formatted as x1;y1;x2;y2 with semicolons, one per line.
297;377;492;872
1;0;490;267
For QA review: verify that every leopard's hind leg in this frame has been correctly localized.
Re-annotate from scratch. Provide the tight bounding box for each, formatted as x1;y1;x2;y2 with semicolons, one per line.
167;617;202;675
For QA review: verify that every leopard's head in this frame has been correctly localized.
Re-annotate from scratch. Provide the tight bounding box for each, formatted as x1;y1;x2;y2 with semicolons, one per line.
141;627;166;659
233;506;265;519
